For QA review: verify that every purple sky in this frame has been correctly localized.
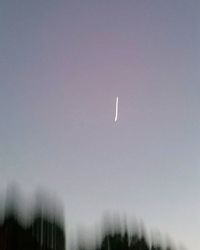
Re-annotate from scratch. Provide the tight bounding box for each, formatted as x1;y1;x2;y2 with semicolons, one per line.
0;1;200;249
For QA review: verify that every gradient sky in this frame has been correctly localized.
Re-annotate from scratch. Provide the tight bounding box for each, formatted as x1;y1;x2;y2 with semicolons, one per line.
0;1;200;249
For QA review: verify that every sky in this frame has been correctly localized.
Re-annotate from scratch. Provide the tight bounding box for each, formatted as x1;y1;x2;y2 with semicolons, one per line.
0;0;200;249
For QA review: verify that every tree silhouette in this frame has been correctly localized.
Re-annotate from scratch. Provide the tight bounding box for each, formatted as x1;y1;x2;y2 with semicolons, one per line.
78;222;175;250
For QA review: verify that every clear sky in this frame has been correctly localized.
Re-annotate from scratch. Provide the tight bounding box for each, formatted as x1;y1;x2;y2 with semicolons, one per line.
0;1;199;249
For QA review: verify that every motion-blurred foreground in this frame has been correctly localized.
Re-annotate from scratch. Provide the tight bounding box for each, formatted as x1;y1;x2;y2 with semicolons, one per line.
0;188;65;250
0;188;180;250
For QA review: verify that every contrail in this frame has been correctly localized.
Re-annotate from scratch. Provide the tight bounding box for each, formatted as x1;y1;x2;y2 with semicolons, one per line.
114;96;118;122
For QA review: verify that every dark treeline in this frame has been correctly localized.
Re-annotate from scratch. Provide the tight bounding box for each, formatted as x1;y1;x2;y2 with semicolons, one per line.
78;226;175;250
77;217;177;250
0;188;182;250
0;187;65;250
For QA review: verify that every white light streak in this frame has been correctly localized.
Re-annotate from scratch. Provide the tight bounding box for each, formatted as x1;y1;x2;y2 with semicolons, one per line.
115;96;118;122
